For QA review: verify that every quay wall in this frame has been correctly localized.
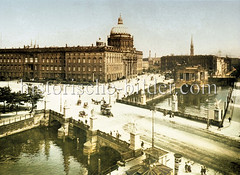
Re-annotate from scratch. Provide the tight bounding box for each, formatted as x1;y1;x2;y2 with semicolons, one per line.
0;111;47;138
116;99;221;127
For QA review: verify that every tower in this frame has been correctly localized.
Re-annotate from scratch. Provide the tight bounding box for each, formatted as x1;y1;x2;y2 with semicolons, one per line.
190;36;194;56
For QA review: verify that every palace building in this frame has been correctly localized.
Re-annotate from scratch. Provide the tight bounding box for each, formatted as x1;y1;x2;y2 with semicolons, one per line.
0;15;143;82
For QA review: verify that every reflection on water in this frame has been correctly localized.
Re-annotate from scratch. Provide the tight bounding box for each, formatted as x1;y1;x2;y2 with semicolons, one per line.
155;86;230;117
0;127;120;175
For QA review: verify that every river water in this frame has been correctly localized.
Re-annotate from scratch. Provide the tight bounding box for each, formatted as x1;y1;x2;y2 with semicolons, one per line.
155;86;231;118
0;127;120;175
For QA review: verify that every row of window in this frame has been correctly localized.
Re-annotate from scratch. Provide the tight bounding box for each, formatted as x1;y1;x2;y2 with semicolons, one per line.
0;57;104;64
179;72;205;81
0;65;22;70
0;72;23;77
42;73;102;80
0;58;22;63
68;66;102;72
68;57;102;64
25;57;38;63
106;57;122;63
66;52;103;56
41;66;102;72
42;66;62;71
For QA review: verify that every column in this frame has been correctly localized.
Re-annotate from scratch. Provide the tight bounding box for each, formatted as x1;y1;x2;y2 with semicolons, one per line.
174;153;182;175
125;63;127;78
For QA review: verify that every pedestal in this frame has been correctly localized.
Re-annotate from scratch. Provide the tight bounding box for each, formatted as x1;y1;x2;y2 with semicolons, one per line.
141;94;146;105
130;132;141;150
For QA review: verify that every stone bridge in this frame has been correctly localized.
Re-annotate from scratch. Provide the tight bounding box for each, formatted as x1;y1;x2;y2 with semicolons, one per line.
0;109;141;160
96;130;136;160
47;110;141;160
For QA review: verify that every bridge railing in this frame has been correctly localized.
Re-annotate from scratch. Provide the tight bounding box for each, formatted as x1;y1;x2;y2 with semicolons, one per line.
49;110;64;118
68;117;90;130
0;113;34;126
34;109;45;114
97;130;130;148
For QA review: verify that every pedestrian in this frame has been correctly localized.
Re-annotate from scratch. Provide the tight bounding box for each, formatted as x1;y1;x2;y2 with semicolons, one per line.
116;130;119;138
163;109;166;116
185;162;188;173
187;162;191;172
172;112;174;118
110;131;112;136
203;166;207;175
201;166;204;175
141;141;144;148
228;117;231;123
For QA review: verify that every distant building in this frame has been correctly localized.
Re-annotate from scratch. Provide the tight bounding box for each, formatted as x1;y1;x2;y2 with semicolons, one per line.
160;37;234;77
175;65;208;88
142;50;161;72
0;15;143;82
142;58;149;71
161;55;231;77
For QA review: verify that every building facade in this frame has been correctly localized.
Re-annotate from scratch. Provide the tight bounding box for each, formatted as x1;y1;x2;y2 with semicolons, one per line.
160;55;231;77
0;16;143;82
175;65;208;88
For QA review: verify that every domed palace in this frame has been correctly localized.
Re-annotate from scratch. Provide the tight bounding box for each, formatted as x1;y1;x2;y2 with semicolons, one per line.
105;15;143;81
0;15;143;83
108;15;134;50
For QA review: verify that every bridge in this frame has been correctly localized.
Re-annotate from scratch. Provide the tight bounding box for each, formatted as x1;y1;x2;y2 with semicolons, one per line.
47;110;139;160
0;109;140;160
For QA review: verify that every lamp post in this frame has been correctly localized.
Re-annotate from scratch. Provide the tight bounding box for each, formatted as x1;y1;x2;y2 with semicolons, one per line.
44;95;47;118
151;104;156;148
206;99;209;129
63;100;69;118
60;85;63;113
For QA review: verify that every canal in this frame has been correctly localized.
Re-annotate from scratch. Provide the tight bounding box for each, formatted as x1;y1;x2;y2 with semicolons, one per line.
155;86;231;118
0;127;120;175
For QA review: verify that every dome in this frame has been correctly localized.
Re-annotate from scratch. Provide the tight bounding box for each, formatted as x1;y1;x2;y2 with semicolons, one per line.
110;15;130;35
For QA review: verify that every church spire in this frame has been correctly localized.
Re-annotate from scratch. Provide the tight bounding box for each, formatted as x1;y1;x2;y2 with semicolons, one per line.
190;35;194;56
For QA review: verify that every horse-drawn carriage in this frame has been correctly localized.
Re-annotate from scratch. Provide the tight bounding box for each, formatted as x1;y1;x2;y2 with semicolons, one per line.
79;110;88;118
100;104;113;117
91;99;101;105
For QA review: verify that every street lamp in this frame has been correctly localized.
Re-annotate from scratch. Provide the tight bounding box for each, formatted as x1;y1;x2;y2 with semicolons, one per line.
150;104;156;148
63;100;69;118
206;99;209;129
60;85;63;113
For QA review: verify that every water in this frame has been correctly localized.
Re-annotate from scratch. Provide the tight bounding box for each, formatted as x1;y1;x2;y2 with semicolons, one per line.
0;127;120;175
155;86;230;118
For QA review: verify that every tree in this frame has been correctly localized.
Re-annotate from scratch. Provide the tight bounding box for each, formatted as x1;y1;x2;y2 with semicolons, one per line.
0;86;11;113
10;92;29;114
26;84;43;113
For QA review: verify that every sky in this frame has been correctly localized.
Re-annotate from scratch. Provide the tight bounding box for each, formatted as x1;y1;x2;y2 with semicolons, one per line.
0;0;240;58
